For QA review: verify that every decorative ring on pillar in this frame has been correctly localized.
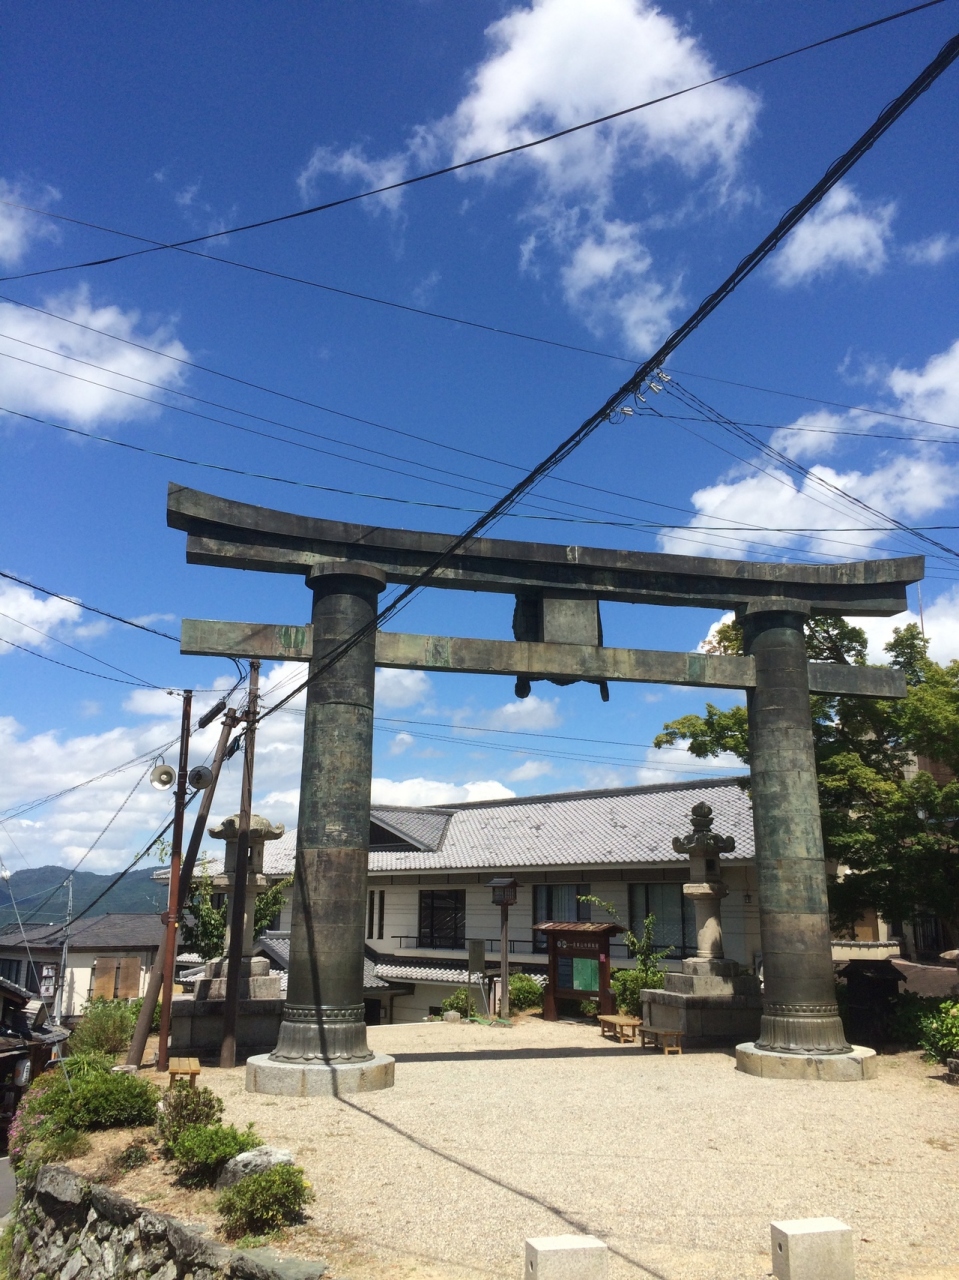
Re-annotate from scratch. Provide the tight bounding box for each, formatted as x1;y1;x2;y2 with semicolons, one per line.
763;1002;840;1017
282;1002;365;1023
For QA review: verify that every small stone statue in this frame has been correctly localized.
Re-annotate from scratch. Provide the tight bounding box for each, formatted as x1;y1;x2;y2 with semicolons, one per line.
673;801;735;961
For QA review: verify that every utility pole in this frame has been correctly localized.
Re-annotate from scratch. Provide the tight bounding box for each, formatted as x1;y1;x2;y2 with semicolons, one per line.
220;660;260;1069
157;690;192;1074
53;876;73;1024
126;702;236;1070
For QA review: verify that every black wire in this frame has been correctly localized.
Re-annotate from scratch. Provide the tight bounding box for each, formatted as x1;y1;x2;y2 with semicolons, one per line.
0;0;946;285
0;636;157;686
0;606;161;686
254;32;959;727
0;568;179;641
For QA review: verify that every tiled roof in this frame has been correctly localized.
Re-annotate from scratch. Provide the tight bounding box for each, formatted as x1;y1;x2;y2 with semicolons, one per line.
158;777;751;878
373;961;468;985
253;934;390;990
0;913;164;952
373;775;752;871
371;806;453;851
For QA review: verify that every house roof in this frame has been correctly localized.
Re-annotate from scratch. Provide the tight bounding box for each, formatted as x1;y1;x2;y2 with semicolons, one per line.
0;913;164;953
252;934;390;991
170;776;751;879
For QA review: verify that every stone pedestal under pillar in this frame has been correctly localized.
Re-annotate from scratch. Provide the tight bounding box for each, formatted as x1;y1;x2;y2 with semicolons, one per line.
643;958;763;1044
194;955;281;1002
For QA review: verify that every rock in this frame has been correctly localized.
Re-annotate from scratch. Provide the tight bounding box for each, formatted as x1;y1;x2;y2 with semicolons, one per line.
234;1248;327;1280
442;1010;461;1022
215;1146;294;1190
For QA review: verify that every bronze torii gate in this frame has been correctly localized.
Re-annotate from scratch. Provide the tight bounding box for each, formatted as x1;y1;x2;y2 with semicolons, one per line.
168;484;920;1089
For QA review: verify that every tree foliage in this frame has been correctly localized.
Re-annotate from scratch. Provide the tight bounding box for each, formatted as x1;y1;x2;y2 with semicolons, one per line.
656;618;959;940
180;867;226;960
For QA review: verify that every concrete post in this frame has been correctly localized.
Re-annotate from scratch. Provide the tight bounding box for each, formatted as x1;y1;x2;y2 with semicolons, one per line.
270;561;386;1065
770;1218;854;1280
741;604;850;1055
525;1237;608;1280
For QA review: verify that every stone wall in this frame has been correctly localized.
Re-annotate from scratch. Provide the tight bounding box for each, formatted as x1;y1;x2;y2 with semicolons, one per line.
12;1165;325;1280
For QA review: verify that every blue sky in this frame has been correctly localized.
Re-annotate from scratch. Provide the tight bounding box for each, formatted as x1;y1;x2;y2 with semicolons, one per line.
2;0;959;874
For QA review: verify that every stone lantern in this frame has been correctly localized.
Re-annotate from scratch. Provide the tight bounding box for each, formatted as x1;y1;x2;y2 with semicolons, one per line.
672;801;734;963
195;813;285;1001
640;800;762;1044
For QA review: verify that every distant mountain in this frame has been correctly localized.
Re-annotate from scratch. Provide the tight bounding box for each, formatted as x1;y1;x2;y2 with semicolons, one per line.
0;865;166;929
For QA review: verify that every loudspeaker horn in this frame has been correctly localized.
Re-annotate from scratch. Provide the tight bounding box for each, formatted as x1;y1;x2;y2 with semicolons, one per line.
150;763;176;791
188;764;214;790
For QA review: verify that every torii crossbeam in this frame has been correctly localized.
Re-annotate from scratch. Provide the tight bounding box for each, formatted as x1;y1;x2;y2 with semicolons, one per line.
168;484;921;1088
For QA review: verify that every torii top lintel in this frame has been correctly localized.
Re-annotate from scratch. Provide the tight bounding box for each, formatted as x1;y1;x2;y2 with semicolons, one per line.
167;485;923;616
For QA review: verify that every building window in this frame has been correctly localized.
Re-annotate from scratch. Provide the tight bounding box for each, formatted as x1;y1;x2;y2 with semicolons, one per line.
418;890;465;949
629;883;697;957
367;890;376;939
532;884;590;952
377;889;385;941
368;890;386;941
0;958;21;986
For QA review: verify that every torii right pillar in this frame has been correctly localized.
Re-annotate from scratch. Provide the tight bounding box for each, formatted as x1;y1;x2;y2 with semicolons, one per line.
737;602;877;1080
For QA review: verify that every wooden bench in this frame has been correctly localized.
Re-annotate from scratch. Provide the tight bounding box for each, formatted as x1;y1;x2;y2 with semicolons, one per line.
168;1056;202;1087
598;1013;644;1044
641;1028;684;1055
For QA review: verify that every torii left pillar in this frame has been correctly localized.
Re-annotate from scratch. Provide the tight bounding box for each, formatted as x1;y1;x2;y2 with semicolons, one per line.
246;561;395;1095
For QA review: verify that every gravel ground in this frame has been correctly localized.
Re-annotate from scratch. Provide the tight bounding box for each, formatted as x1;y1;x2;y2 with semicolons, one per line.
203;1017;959;1280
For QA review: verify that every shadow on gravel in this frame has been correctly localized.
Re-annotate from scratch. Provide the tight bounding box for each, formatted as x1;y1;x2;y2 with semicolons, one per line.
391;1044;735;1063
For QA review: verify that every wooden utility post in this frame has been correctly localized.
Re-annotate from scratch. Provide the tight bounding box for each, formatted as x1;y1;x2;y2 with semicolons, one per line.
220;661;260;1069
157;690;192;1074
127;704;237;1070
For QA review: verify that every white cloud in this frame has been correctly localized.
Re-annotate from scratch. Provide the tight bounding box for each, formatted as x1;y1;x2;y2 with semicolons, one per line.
635;740;743;785
0;583;84;656
0;179;60;266
887;337;959;430
370;776;515;806
481;693;561;731
903;233;959;266
769;184;895;287
853;587;959;668
697;612;736;654
507;759;553;782
0;287;189;428
374;667;432;709
297;0;757;354
388;731;415;756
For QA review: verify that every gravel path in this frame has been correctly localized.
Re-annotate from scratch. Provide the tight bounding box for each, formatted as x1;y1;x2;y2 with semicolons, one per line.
208;1018;959;1280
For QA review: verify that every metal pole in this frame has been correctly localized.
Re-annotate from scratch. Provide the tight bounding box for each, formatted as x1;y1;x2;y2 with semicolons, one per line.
220;662;260;1069
500;904;510;1020
157;690;193;1074
53;876;73;1024
126;708;237;1069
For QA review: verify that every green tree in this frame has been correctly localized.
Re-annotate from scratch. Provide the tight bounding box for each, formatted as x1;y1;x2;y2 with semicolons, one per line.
180;867;226;960
655;619;959;942
253;876;292;937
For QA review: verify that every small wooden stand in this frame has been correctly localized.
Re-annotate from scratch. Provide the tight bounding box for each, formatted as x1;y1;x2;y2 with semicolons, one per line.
598;1014;643;1044
168;1056;202;1087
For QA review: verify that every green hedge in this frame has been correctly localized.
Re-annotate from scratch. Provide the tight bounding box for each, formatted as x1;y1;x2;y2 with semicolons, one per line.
217;1164;313;1238
172;1122;261;1187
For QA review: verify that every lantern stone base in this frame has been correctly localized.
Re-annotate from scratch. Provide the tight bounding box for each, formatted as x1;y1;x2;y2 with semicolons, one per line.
736;1042;877;1081
170;994;285;1056
245;1052;395;1096
642;959;763;1044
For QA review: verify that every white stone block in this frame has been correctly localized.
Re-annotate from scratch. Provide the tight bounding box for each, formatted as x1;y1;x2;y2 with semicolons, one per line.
525;1236;608;1280
771;1217;854;1280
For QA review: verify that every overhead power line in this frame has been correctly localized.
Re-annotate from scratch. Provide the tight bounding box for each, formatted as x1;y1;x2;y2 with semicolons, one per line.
0;606;161;686
253;28;959;727
0;568;179;641
0;1;946;285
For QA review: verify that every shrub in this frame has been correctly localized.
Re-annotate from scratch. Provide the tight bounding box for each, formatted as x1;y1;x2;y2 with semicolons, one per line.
69;999;136;1055
156;1080;224;1152
887;991;945;1046
610;967;660;1017
172;1122;261;1187
217;1164;313;1238
55;1071;160;1130
508;973;542;1011
919;1000;959;1064
62;1050;117;1078
115;1137;151;1171
579;999;598;1017
128;995;162;1034
440;988;469;1016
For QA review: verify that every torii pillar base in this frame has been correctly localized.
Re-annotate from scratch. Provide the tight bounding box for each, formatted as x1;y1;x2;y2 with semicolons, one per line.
245;1051;395;1096
736;1042;877;1082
